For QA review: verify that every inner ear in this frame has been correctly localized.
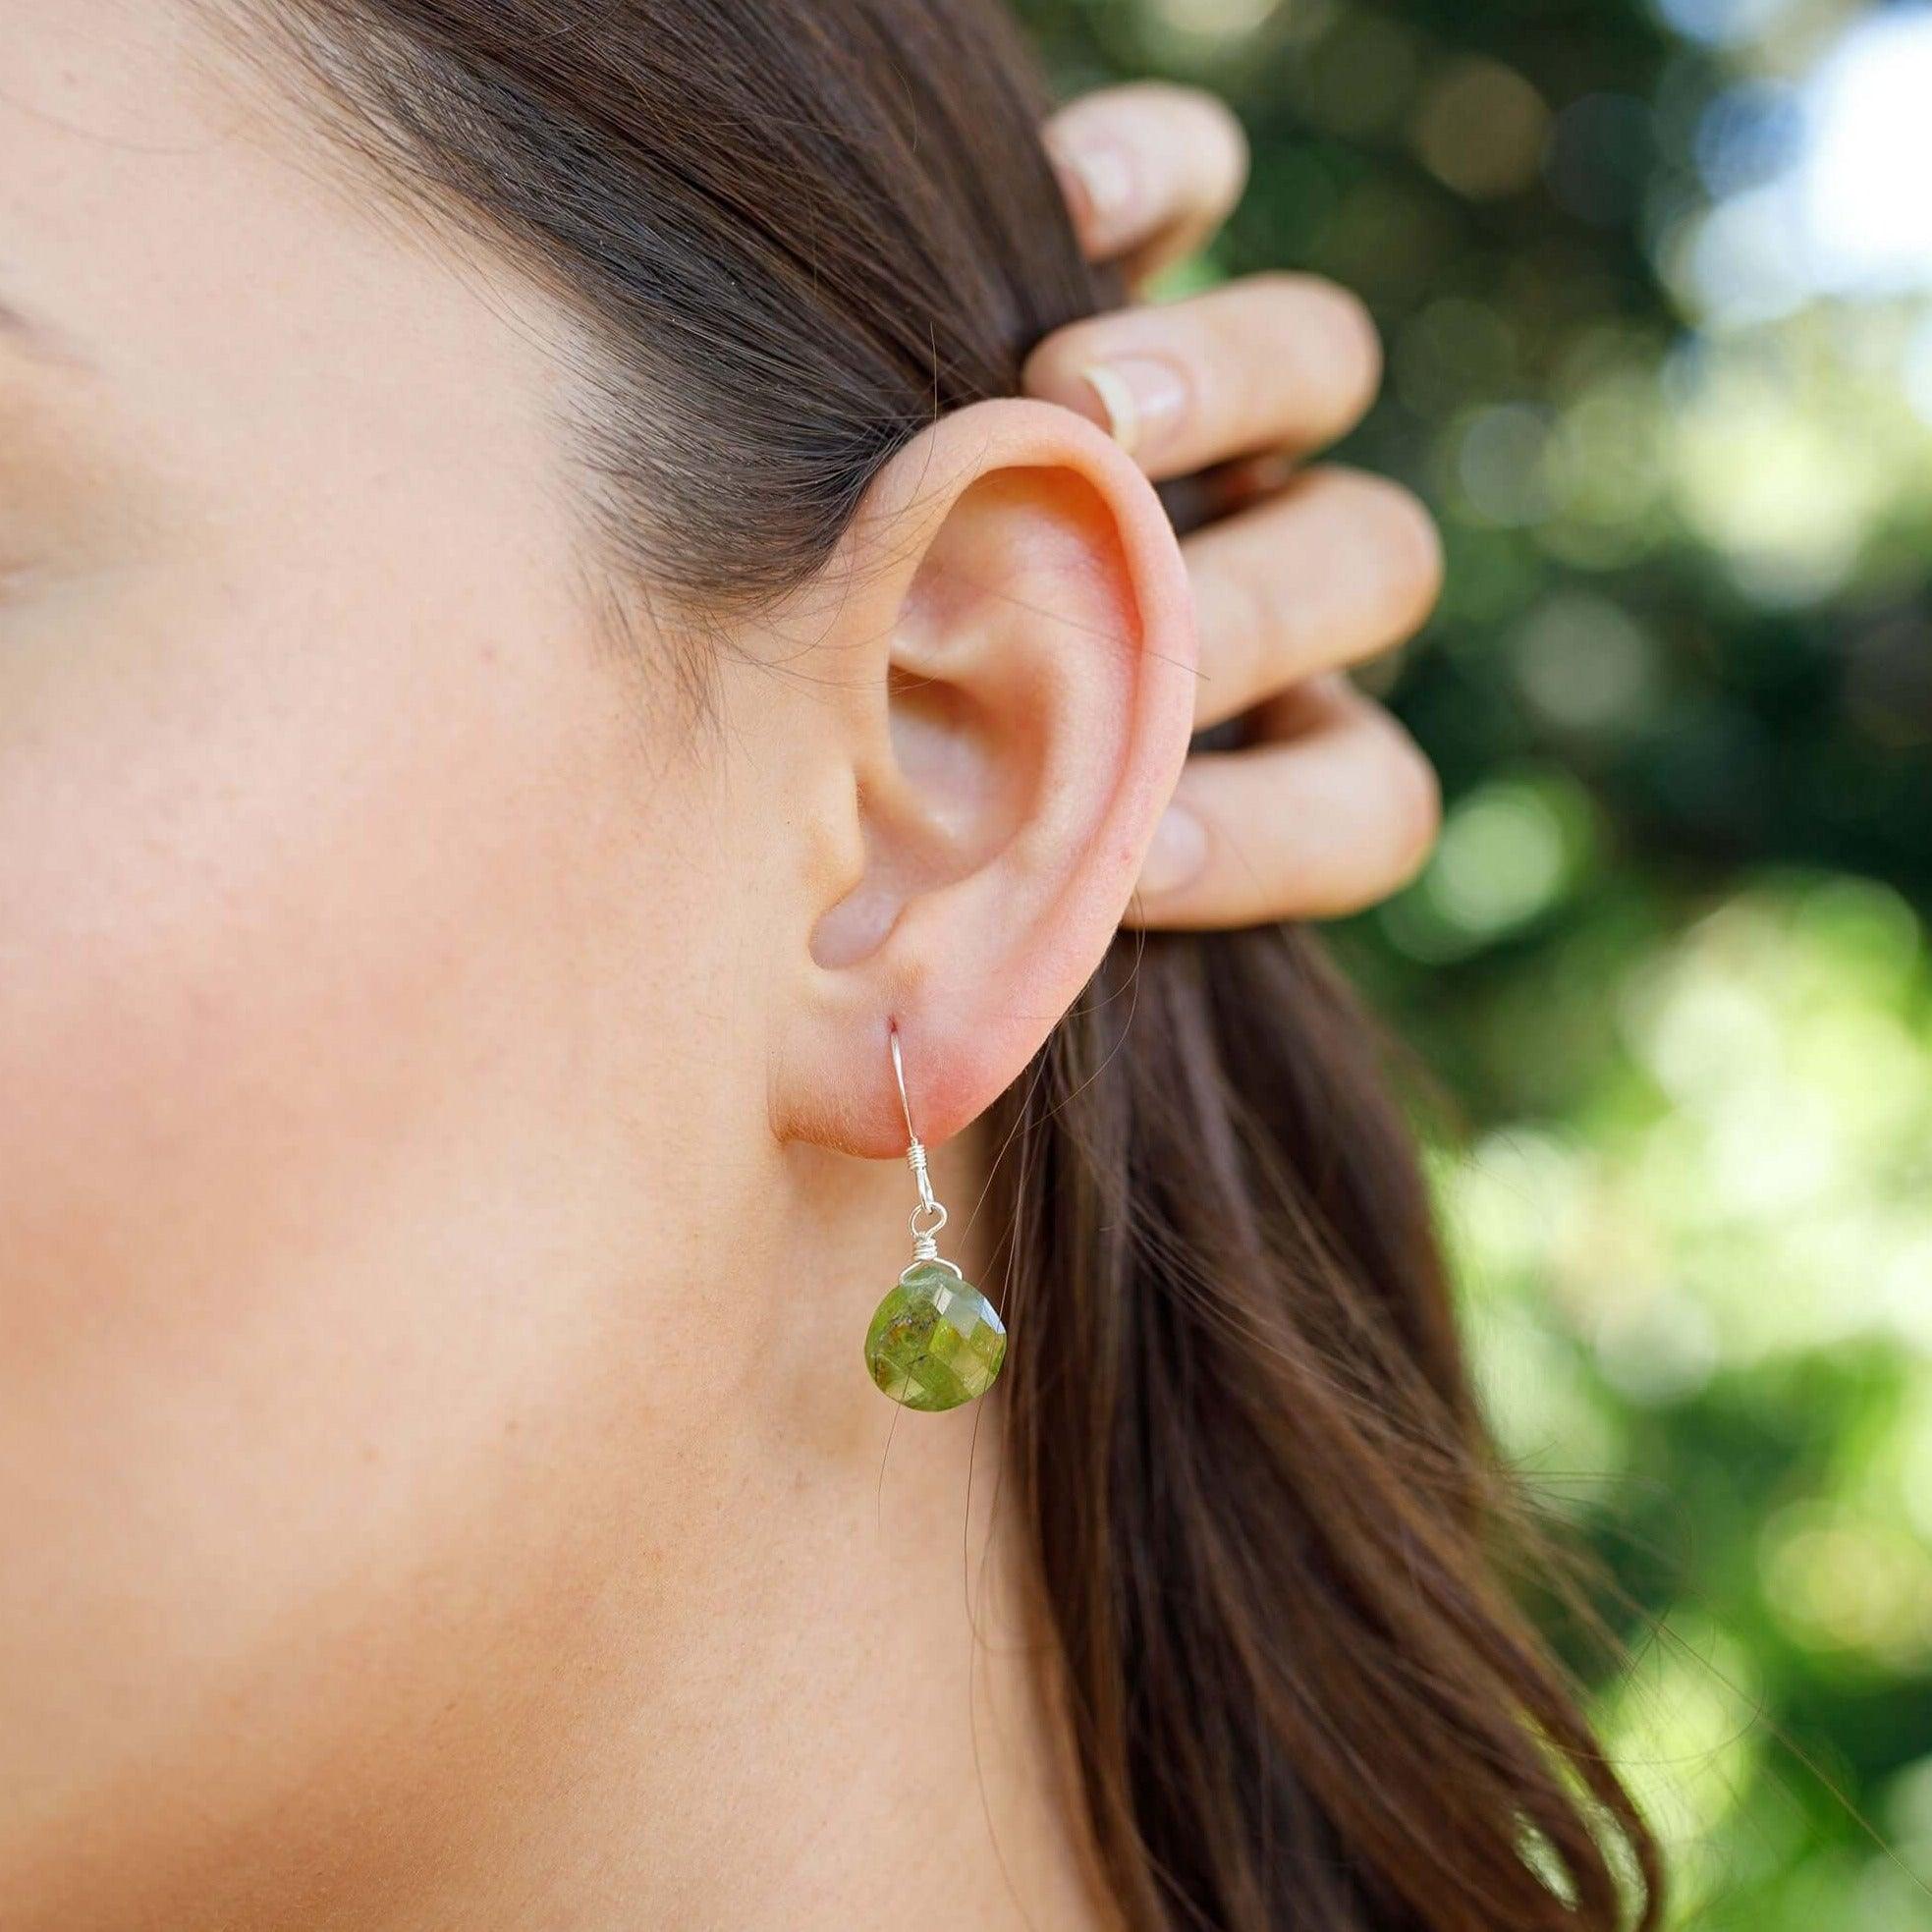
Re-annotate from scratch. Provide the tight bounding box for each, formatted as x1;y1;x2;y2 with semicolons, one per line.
810;467;1119;972
883;663;1018;856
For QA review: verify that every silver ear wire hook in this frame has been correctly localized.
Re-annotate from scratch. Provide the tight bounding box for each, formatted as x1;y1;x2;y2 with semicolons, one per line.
888;1021;947;1264
888;1020;919;1150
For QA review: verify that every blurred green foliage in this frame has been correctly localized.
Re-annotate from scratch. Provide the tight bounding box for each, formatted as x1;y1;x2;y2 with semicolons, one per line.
1017;0;1932;1921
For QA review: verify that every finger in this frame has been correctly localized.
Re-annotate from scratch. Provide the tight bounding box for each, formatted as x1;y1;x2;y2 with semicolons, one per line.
1022;273;1383;480
1185;469;1443;731
1043;83;1248;276
1126;678;1441;929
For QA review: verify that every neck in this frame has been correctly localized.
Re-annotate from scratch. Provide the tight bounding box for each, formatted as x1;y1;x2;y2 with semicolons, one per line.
573;1125;1114;1930
58;1129;1115;1932
602;1411;1112;1931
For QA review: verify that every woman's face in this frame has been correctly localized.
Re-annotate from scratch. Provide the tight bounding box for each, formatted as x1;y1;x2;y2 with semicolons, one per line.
2;3;792;1900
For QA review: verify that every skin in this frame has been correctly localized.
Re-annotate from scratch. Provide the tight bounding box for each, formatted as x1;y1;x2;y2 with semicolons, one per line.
0;6;1440;1927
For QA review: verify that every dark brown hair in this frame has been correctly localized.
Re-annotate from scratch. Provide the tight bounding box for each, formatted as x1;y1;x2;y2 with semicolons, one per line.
229;3;1664;1924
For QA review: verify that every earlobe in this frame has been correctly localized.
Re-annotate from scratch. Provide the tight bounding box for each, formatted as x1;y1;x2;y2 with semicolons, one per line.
767;396;1197;1159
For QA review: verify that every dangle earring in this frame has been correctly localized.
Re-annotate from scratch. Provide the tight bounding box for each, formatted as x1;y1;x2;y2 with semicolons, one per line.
861;1022;1008;1412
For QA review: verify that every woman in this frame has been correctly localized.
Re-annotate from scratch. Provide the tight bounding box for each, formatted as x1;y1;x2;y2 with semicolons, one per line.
0;3;1660;1927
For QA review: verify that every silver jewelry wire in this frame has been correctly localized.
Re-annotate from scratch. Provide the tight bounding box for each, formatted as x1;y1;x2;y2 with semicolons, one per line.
889;1021;950;1266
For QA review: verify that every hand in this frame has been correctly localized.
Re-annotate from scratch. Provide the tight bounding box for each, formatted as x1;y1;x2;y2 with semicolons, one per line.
1029;83;1444;929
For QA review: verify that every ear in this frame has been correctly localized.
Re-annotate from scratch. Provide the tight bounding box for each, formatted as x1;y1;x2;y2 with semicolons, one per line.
765;397;1197;1157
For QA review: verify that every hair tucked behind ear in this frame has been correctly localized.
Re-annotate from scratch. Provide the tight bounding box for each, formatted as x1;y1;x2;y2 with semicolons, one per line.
234;2;1663;1923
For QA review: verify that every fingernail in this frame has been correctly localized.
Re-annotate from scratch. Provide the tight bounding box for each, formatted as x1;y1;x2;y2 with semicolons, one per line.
1060;139;1138;227
1079;357;1189;461
1137;803;1208;898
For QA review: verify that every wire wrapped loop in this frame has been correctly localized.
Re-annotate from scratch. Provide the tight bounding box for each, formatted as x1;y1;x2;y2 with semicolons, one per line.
907;1137;938;1207
909;1196;948;1261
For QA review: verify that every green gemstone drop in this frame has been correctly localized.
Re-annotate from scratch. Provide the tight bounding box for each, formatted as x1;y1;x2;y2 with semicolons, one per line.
863;1261;1007;1412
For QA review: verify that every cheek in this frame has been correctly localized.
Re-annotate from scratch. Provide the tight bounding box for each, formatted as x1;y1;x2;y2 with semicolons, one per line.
0;535;723;1860
0;563;587;1349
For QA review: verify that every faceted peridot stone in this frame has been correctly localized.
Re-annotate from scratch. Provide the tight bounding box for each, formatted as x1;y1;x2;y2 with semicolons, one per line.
863;1261;1007;1411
